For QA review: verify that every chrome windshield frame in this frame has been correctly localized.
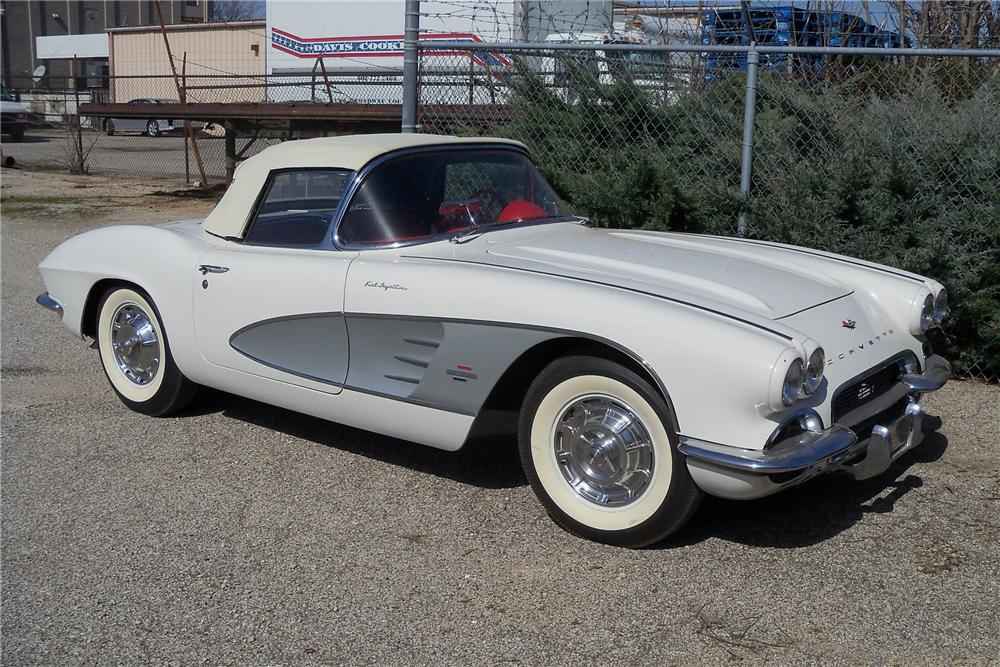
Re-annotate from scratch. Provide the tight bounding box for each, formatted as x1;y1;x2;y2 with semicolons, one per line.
328;143;570;252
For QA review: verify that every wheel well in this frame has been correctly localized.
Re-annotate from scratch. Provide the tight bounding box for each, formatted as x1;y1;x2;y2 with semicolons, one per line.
465;337;676;442
80;278;140;339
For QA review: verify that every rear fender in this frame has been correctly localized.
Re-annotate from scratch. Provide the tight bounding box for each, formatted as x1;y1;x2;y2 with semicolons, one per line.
38;224;210;378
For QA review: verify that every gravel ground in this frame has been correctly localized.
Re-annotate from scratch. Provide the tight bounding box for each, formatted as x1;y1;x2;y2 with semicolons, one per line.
3;170;999;666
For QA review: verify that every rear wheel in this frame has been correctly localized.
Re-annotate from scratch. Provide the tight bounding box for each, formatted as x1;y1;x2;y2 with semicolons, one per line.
518;355;702;547
145;120;160;137
104;119;114;136
96;286;196;416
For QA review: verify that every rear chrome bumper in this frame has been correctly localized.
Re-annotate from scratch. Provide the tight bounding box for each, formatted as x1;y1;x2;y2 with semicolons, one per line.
679;355;950;500
36;291;63;315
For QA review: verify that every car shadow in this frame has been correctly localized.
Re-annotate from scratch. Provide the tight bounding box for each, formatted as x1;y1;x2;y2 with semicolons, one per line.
180;389;527;490
658;428;949;550
179;391;948;544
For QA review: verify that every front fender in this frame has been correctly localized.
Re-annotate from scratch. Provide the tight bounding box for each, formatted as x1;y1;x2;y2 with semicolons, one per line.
345;255;799;451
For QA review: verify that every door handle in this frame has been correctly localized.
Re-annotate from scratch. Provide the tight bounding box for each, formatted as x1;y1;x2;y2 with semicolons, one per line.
199;264;230;275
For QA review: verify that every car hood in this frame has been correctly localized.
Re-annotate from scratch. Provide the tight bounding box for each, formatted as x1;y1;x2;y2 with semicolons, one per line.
444;224;853;320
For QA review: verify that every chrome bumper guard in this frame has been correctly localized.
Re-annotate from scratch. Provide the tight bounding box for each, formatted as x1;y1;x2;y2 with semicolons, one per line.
36;292;63;315
679;355;950;500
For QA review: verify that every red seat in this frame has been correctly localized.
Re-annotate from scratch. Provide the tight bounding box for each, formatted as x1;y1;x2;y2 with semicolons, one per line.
498;199;547;224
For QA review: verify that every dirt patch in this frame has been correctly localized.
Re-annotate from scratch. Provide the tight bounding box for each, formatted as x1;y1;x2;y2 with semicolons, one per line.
1;169;217;223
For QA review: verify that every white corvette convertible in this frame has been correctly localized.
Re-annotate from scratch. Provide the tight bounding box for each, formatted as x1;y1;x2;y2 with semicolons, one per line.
37;133;950;546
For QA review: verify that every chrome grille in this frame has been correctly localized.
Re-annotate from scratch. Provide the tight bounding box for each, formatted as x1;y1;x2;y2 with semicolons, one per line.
832;361;902;423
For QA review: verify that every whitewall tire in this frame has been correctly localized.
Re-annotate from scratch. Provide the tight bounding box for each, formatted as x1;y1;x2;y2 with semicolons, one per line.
96;286;196;416
519;355;702;547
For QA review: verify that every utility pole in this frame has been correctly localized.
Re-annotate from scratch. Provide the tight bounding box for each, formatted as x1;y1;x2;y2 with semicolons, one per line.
401;0;420;133
736;44;759;238
154;0;207;186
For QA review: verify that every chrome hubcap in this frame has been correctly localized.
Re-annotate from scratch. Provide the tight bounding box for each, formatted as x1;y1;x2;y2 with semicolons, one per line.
110;303;160;385
553;395;654;507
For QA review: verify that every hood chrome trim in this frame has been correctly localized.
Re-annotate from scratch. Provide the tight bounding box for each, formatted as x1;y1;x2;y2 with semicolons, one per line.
401;255;794;342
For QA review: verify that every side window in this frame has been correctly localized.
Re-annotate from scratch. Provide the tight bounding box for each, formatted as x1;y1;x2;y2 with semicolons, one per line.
337;155;442;246
244;169;353;247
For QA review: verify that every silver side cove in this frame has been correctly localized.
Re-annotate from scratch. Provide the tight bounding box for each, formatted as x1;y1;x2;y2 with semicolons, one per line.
343;315;558;415
230;313;350;387
228;312;563;416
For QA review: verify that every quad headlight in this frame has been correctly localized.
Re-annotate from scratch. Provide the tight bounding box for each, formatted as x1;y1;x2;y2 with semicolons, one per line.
910;287;947;334
803;347;825;395
771;345;825;411
781;358;804;407
910;291;934;335
933;288;948;325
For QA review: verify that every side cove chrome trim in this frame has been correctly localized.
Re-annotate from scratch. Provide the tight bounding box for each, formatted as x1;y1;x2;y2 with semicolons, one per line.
401;255;794;343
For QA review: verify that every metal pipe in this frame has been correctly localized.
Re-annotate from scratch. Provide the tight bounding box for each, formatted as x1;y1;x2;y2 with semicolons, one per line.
225;127;237;185
401;0;420;133
737;45;759;238
418;40;1000;58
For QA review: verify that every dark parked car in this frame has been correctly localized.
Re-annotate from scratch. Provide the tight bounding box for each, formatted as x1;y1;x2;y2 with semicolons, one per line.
1;85;28;142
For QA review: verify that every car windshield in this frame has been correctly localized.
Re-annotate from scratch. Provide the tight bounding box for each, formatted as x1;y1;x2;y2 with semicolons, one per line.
337;148;573;247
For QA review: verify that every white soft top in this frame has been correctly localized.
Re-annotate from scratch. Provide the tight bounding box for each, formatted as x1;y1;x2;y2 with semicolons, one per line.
202;133;527;239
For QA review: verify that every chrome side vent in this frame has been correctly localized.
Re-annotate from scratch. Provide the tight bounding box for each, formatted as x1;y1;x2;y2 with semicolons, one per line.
403;336;440;348
394;354;430;368
382;373;421;384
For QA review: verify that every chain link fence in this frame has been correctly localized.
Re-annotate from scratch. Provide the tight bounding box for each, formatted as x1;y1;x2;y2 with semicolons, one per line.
416;43;1000;381
2;43;997;380
2;70;407;181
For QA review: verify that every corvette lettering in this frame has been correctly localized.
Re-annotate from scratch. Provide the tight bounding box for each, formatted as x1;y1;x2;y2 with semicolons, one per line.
827;329;895;365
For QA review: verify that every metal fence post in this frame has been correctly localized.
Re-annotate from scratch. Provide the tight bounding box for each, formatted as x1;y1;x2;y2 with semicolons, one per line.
737;44;759;237
401;0;421;133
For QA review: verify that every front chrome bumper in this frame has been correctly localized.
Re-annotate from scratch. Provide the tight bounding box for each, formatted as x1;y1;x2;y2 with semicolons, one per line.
679;355;950;500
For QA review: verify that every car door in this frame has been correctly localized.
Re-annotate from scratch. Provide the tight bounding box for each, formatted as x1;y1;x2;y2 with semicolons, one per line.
120;100;145;132
192;169;356;395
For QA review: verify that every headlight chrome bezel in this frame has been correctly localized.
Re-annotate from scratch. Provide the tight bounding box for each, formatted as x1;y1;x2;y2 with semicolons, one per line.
910;289;935;335
919;293;934;332
802;347;825;395
769;345;825;413
781;358;804;407
932;288;948;325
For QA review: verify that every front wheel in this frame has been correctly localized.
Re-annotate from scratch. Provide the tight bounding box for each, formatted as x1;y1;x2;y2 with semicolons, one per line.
104;119;114;136
518;355;702;547
96;286;197;416
145;120;160;137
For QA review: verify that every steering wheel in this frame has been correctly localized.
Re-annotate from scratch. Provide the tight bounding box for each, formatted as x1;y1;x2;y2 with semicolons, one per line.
467;188;506;219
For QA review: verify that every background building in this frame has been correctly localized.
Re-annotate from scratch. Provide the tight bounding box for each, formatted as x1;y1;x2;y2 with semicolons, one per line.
0;1;215;89
109;19;265;101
